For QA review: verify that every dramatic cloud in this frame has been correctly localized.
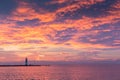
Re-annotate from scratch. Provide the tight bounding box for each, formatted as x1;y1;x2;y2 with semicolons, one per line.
0;0;120;63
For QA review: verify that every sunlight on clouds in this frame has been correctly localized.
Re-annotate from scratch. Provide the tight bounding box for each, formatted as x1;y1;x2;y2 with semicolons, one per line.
0;0;120;62
3;46;20;51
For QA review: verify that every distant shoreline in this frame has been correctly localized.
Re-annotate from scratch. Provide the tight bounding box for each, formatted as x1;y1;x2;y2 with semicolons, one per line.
0;65;50;67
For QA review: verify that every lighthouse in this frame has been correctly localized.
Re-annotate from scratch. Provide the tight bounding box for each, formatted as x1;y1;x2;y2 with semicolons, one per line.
25;58;28;66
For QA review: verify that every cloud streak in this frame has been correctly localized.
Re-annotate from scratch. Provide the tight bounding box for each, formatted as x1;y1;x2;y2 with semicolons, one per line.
0;0;120;62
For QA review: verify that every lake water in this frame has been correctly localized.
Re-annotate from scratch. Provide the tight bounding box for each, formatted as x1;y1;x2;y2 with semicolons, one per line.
0;64;120;80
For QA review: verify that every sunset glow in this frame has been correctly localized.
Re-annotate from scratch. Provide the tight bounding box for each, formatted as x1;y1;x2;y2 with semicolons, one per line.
0;0;120;62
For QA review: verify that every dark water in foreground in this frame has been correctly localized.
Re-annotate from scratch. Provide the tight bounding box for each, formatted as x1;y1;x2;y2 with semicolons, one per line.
0;64;120;80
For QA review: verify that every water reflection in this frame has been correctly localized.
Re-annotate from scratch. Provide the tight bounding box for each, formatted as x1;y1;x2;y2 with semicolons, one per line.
0;64;120;80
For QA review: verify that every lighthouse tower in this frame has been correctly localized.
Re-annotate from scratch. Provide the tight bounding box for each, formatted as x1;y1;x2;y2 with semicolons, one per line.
25;58;28;66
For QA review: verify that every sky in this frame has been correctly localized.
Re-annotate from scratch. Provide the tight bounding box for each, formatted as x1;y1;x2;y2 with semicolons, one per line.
0;0;120;63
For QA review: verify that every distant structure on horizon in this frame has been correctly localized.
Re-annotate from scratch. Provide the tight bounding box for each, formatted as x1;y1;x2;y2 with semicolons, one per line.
0;57;50;67
25;58;28;66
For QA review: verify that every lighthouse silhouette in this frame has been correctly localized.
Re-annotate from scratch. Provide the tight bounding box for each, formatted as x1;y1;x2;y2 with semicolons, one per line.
25;58;28;66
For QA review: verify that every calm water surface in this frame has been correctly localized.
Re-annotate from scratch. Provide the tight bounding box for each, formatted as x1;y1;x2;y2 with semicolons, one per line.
0;64;120;80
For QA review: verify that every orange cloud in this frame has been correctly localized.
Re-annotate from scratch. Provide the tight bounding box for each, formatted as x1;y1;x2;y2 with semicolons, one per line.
10;1;56;22
56;0;104;14
0;0;119;62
